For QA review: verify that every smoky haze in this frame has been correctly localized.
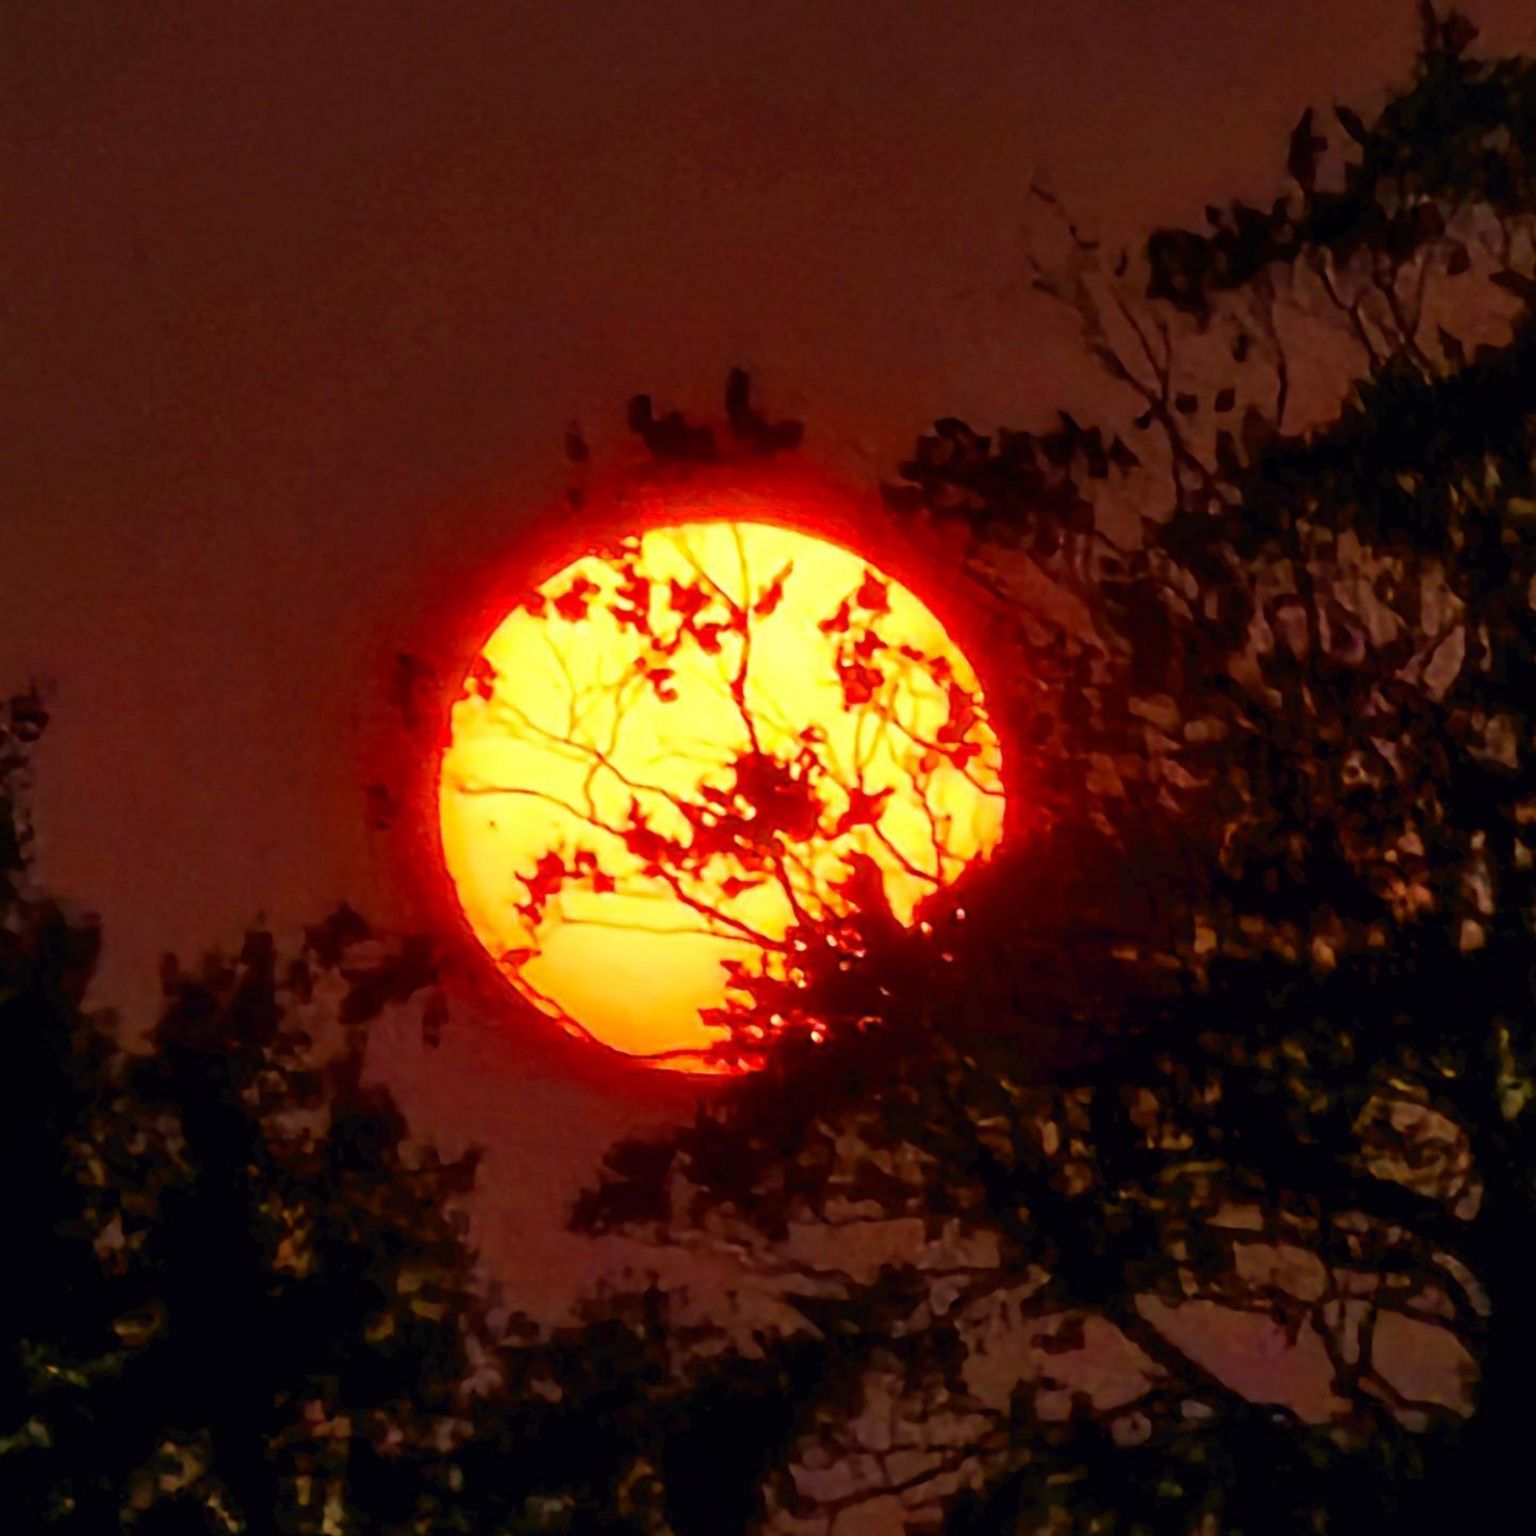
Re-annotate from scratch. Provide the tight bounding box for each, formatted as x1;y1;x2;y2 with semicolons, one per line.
7;0;1536;1310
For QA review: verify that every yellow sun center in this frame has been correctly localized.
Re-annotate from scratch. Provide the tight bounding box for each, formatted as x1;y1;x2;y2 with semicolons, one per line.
436;519;1004;1071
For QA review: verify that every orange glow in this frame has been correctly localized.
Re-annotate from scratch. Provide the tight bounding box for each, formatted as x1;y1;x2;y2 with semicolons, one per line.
436;520;1004;1071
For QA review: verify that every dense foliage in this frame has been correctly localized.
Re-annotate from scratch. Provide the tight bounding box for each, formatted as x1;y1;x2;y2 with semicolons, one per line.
0;690;490;1532
549;9;1536;1532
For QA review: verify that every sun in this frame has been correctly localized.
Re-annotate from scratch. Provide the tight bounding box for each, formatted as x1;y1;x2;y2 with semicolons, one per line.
436;517;1004;1072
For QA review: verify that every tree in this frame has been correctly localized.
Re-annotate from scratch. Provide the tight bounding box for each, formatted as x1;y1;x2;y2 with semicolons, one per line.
1;690;491;1532
537;9;1536;1532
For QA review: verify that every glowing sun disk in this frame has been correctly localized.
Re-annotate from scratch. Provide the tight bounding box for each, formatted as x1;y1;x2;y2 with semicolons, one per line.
437;519;1004;1071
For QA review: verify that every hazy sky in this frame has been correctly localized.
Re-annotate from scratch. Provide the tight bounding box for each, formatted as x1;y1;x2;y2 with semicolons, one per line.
8;0;1536;1310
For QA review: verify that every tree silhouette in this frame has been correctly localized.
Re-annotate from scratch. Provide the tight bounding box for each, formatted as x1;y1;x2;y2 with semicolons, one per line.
1;691;492;1532
550;10;1536;1532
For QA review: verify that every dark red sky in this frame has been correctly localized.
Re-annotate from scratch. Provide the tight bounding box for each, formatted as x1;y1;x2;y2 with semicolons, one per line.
7;1;1536;1310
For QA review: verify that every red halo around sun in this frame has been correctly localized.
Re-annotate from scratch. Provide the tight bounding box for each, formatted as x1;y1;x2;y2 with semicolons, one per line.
385;462;1021;1079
